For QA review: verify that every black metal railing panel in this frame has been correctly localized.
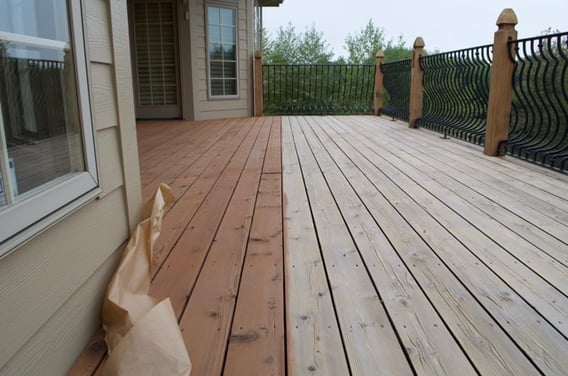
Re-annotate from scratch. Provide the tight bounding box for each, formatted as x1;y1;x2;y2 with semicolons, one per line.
418;45;493;144
262;64;375;115
381;59;411;121
507;32;568;172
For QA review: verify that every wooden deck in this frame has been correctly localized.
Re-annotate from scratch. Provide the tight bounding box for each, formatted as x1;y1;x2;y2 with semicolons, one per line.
72;115;568;375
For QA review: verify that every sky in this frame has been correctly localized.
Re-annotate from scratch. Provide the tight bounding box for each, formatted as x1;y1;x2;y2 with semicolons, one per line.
263;0;567;58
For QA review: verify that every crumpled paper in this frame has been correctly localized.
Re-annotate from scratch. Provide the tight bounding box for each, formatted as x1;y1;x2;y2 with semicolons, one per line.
101;183;191;376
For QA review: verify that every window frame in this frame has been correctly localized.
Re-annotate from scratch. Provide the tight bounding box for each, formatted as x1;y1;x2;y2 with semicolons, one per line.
0;0;100;258
206;3;239;99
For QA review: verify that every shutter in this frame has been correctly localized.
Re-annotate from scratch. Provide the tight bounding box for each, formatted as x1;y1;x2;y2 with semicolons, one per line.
133;0;178;106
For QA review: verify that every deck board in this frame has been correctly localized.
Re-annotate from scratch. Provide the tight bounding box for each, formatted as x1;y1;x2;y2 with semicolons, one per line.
325;118;568;319
299;116;567;374
224;173;285;375
297;117;477;375
296;116;542;374
223;117;285;375
69;115;568;376
175;117;272;375
289;117;413;375
281;118;349;375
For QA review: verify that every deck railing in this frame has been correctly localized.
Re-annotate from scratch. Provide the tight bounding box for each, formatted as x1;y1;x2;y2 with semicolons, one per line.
373;11;567;173
418;45;493;144
507;33;568;171
381;59;411;121
254;9;567;173
261;64;375;115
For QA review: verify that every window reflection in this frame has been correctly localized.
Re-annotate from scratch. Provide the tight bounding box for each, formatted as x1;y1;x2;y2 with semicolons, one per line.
0;0;85;206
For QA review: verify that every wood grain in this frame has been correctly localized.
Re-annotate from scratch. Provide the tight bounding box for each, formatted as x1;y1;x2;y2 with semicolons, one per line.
70;115;568;376
224;173;285;375
290;116;412;375
175;117;272;375
281;117;349;375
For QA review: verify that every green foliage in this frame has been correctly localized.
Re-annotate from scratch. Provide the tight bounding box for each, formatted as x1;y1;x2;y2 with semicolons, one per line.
263;19;413;64
384;35;413;62
263;24;300;64
344;19;412;64
298;25;334;64
345;19;386;64
263;65;375;115
263;23;333;64
541;27;561;35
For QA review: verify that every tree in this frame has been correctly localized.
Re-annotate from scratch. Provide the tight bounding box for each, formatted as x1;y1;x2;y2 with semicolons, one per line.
384;35;412;62
345;19;386;64
263;23;300;64
263;23;334;64
298;25;334;64
345;20;414;64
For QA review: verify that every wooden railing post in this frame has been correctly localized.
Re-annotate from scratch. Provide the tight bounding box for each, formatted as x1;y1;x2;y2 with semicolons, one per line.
254;51;263;117
409;37;425;128
484;9;518;156
374;50;385;115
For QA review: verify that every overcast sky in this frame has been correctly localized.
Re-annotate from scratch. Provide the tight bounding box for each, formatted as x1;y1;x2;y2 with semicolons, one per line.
263;0;567;58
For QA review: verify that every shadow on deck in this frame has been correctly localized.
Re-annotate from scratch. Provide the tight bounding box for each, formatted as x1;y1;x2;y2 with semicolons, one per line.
72;115;568;375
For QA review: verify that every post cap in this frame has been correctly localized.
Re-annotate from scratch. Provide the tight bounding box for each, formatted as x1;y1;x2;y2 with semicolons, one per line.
376;50;385;59
496;8;518;27
255;50;263;58
413;37;425;49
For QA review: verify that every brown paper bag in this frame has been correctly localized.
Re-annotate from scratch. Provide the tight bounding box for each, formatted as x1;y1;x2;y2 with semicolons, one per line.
101;183;191;376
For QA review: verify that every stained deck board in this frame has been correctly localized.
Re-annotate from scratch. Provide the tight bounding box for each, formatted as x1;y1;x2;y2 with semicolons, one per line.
70;115;568;376
223;117;285;375
149;118;264;317
138;120;235;201
149;120;255;270
224;173;285;375
175;117;273;375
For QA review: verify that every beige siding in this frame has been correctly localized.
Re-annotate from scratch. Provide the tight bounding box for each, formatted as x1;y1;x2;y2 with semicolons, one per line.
97;127;126;195
91;63;119;130
190;0;254;120
0;0;142;373
86;0;113;64
1;247;122;375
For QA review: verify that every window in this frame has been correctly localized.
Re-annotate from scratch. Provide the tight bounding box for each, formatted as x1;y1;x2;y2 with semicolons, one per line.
207;5;238;97
0;0;98;255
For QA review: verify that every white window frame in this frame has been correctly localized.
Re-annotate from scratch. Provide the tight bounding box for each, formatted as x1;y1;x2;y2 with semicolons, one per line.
0;1;100;258
206;3;239;99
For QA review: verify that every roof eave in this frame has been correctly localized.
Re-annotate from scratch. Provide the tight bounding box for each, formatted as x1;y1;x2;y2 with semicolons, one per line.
258;0;285;7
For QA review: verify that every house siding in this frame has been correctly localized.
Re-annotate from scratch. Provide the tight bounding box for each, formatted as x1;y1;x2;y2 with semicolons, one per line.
190;0;254;120
0;0;142;374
